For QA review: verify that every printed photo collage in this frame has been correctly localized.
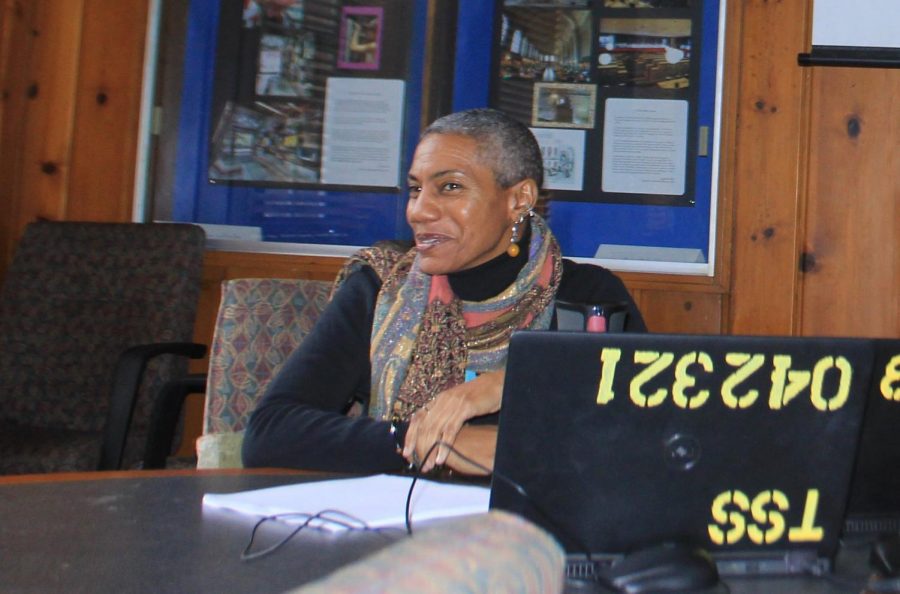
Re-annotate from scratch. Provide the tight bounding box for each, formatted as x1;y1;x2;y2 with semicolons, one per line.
495;0;699;203
209;1;409;187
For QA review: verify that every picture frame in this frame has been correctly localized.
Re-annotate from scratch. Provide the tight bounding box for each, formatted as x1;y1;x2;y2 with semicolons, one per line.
597;18;692;89
337;6;384;71
604;0;691;8
531;83;597;129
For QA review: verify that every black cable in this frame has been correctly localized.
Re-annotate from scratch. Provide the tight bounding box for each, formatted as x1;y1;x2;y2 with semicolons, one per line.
240;440;591;565
403;440;443;535
241;509;400;562
402;439;595;562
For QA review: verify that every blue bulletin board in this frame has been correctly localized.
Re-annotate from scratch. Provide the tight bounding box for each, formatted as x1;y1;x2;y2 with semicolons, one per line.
171;1;725;274
172;0;427;251
458;1;725;274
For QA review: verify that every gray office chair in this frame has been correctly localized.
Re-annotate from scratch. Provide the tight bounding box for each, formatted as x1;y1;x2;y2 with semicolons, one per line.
0;221;206;474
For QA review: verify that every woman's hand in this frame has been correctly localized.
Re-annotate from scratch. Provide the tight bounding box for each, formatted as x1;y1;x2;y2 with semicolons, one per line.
444;425;497;475
403;368;504;472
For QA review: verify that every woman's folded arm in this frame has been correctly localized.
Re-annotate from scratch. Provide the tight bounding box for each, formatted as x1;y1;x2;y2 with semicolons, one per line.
242;267;406;472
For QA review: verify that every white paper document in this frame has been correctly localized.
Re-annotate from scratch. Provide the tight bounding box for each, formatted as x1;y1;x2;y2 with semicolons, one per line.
202;474;491;531
320;77;405;187
602;98;688;196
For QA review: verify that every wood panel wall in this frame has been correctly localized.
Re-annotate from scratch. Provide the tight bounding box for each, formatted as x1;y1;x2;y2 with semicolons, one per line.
0;0;896;453
724;2;898;338
800;67;899;336
0;0;149;279
727;0;811;335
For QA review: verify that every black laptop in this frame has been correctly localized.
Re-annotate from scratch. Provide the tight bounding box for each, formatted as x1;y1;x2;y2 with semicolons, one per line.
490;331;879;576
843;338;900;535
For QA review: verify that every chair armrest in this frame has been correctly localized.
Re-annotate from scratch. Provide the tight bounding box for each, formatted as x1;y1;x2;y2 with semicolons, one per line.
98;342;207;470
141;373;208;469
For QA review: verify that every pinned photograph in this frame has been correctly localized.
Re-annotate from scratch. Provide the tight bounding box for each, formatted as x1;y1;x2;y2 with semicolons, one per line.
532;83;597;128
596;18;691;89
209;101;323;184
337;6;383;70
255;31;316;97
604;0;692;7
242;0;307;29
498;10;592;83
530;128;585;192
505;0;590;5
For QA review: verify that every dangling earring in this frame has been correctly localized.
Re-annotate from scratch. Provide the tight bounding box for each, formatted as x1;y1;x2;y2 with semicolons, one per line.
506;210;529;258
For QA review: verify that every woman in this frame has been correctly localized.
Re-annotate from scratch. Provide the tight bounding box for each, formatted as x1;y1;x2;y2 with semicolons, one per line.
242;108;645;475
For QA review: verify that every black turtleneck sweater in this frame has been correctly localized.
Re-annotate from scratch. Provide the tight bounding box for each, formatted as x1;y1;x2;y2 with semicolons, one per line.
242;239;646;473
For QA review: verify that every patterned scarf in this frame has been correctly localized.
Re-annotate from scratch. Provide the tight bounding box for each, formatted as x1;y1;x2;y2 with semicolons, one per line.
351;214;562;422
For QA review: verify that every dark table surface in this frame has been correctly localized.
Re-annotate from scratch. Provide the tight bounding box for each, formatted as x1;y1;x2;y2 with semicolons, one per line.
0;470;881;594
0;470;404;594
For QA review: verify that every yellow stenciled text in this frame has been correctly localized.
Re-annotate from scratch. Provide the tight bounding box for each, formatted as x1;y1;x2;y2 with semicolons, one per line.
594;348;855;412
708;488;824;546
881;354;900;402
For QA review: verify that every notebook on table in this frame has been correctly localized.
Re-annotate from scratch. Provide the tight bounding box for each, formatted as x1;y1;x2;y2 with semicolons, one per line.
490;331;878;577
843;338;900;535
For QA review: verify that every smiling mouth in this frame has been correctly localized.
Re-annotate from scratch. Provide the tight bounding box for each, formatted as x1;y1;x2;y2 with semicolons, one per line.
414;234;449;251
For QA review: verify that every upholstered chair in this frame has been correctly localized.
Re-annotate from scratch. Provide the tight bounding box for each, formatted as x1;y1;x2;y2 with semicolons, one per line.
143;278;332;469
0;221;206;474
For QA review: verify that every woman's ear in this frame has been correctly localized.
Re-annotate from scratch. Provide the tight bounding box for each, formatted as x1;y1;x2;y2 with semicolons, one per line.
508;179;538;218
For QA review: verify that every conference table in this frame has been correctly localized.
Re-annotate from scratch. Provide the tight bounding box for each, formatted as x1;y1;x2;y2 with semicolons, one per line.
0;470;879;593
1;469;402;594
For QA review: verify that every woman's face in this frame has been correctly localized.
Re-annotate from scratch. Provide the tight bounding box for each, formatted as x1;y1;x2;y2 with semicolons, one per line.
406;134;523;276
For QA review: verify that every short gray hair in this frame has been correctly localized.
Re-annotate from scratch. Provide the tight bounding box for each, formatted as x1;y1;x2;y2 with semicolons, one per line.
421;108;544;190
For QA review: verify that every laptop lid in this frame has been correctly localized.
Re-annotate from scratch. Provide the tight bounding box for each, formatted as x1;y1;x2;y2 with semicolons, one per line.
844;339;900;535
490;332;875;576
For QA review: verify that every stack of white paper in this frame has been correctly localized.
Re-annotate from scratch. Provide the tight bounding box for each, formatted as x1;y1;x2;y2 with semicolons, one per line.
202;474;491;532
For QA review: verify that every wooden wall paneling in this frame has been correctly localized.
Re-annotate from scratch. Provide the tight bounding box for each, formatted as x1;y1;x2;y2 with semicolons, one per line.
0;0;37;276
618;271;728;334
710;0;747;335
727;0;811;335
636;289;723;335
800;68;899;337
3;0;84;234
66;0;149;222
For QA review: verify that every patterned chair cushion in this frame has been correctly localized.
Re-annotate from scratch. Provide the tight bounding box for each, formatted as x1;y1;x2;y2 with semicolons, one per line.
196;430;245;469
291;510;565;594
203;278;332;436
0;222;205;473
